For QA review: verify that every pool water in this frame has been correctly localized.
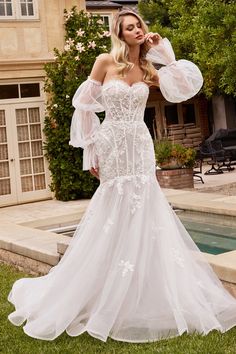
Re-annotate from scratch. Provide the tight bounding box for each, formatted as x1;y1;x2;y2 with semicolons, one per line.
54;219;236;256
181;219;236;255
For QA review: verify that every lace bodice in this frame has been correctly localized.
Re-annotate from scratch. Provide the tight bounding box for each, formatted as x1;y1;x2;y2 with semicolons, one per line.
102;80;149;122
94;80;155;183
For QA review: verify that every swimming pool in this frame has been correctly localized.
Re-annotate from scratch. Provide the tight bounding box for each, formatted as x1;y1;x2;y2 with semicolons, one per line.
181;219;236;255
51;218;236;256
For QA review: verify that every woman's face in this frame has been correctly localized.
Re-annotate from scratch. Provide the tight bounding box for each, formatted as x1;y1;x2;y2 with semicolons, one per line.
120;15;144;46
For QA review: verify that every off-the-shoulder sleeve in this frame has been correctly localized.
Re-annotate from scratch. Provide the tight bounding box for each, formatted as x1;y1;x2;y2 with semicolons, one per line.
146;38;203;103
69;78;104;170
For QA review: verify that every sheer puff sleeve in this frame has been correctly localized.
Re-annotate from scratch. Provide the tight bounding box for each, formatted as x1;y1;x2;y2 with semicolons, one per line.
146;38;203;103
69;78;104;170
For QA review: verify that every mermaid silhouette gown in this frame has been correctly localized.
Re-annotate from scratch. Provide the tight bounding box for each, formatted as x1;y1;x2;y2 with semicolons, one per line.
8;39;236;342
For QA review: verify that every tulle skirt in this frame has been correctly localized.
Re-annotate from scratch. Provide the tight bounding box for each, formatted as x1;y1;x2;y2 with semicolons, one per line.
8;174;236;342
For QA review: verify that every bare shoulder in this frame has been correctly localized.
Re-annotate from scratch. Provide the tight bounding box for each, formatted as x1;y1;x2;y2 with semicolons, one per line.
90;53;114;83
96;53;114;65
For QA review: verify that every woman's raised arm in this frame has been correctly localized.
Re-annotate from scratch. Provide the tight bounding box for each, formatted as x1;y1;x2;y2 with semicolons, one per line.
146;37;203;103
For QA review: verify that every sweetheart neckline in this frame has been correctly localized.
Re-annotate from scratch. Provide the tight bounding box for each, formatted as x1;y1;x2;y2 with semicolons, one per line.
102;79;149;90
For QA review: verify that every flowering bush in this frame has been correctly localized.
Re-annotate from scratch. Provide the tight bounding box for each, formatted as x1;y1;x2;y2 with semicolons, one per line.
43;7;111;200
154;139;196;169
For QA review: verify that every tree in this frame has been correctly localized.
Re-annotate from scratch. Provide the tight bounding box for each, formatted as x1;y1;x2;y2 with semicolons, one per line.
192;0;236;97
44;7;111;200
139;0;236;97
139;0;172;28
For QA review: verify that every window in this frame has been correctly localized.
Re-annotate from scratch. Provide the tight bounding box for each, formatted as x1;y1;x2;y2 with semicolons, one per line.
0;83;40;100
0;84;18;99
92;13;111;30
20;0;34;17
165;104;178;125
0;0;13;17
0;0;38;19
163;101;198;127
100;15;110;30
20;84;40;98
182;103;196;124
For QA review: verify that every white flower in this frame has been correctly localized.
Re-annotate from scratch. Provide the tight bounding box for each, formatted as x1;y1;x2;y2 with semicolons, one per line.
64;44;71;51
64;11;74;21
97;19;104;24
66;95;70;99
102;45;107;50
76;29;85;37
76;42;85;53
66;38;74;46
64;38;74;51
88;41;96;49
102;31;111;37
75;55;80;61
53;104;58;108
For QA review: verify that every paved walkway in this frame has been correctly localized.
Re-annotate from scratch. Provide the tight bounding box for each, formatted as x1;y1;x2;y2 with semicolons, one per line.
194;163;236;194
0;199;89;226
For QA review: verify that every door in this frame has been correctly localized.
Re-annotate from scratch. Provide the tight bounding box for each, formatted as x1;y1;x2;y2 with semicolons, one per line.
0;107;17;205
0;103;51;206
145;102;164;140
144;106;156;139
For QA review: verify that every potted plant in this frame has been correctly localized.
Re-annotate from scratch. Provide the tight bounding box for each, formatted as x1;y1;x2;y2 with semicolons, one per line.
154;139;196;169
154;139;196;189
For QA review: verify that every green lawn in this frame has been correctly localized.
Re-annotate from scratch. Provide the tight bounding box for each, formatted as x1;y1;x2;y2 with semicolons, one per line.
1;263;236;354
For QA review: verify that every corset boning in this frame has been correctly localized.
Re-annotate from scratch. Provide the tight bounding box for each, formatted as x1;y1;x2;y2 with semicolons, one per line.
94;80;155;183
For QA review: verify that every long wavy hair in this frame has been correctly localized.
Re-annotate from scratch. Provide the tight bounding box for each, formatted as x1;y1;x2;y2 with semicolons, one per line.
110;10;157;85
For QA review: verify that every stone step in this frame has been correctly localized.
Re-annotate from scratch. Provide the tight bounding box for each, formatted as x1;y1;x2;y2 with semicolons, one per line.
0;221;69;266
57;238;71;256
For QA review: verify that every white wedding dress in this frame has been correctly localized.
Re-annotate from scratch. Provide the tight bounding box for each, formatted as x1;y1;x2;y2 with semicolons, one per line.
8;39;236;342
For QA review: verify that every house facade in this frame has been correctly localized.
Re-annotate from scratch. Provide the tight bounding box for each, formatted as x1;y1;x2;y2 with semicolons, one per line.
0;0;85;207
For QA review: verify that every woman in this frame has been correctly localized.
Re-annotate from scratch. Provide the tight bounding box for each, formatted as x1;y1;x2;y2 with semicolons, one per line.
8;10;236;342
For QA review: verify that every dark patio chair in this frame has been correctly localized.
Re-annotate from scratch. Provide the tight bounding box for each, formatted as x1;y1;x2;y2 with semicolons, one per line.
199;140;233;175
193;149;204;183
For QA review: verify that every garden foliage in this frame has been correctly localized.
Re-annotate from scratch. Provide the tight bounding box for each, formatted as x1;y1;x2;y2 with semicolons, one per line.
44;7;110;200
139;0;236;98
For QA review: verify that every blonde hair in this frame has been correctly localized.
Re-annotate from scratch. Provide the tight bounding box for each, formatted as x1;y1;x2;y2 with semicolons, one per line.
110;10;157;85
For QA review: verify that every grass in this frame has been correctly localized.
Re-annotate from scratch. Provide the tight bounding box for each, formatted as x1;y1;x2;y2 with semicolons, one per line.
1;263;236;354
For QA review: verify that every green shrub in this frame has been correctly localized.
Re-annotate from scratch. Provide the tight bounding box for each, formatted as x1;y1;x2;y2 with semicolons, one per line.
154;139;196;169
43;7;111;200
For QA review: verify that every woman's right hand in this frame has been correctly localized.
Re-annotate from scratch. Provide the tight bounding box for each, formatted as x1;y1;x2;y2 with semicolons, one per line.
144;32;162;46
89;167;100;179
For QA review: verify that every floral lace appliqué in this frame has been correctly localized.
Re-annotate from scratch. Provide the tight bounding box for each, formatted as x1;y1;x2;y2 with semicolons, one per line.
171;248;185;268
103;218;114;234
151;224;166;240
130;193;142;214
118;260;134;277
